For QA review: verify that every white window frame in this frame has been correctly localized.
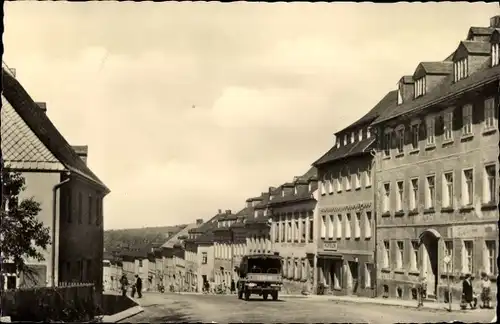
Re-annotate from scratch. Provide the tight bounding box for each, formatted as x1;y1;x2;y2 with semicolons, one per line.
462;104;473;136
364;263;373;288
358;129;363;141
345;169;351;191
493;43;500;67
343;134;348;146
462;168;474;206
414;76;426;98
425;175;436;209
383;128;392;157
365;166;372;188
364;211;372;239
354;212;361;239
426;116;435;145
336;214;342;239
442;171;454;208
484;163;497;204
454;57;468;82
410;177;419;211
444;240;453;273
443;110;454;141
462;240;474;274
484;97;496;130
383;241;390;268
396;181;404;211
320;215;326;238
351;131;355;143
321;175;327;195
484;240;496;275
410;240;419;272
397;86;403;105
367;127;371;139
354;169;361;189
328;214;334;239
396;241;404;270
383;182;391;213
328;175;334;194
345;213;351;239
395;126;405;154
410;121;420;150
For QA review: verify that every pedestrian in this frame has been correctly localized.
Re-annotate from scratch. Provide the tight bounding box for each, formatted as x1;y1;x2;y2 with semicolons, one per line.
461;274;476;309
135;274;143;298
480;272;491;309
417;273;427;307
230;279;236;294
119;274;129;297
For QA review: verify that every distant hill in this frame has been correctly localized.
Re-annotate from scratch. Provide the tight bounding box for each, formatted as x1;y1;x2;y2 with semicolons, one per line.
104;225;187;252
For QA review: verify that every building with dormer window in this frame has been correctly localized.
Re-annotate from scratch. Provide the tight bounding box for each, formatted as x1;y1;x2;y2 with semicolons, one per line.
371;16;499;303
311;91;397;298
268;168;318;294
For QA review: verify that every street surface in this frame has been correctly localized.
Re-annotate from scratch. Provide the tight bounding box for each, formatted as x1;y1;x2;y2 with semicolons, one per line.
127;292;495;323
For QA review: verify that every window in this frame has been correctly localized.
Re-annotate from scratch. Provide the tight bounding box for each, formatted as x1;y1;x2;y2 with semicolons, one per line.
328;215;334;239
139;259;143;268
336;214;342;239
343;134;348;145
442;172;454;208
274;222;279;243
78;192;83;224
358;129;363;141
321;176;327;195
443;111;453;141
308;216;314;242
364;212;372;239
410;123;419;150
301;219;306;242
354;212;361;239
396;241;404;270
88;195;93;224
414;77;426;97
328;176;334;194
462;104;473;136
484;164;497;204
410;178;419;210
364;263;374;288
382;241;390;268
320;215;326;238
410;241;419;271
383;183;391;213
294;259;300;280
383;130;391;156
336;174;342;192
287;221;292;241
426;117;435;145
354;170;361;189
425;175;435;209
365;167;372;188
345;170;351;191
367;127;371;139
462;169;474;206
454;57;468;82
351;132;355;143
280;218;286;242
301;259;308;281
397;87;403;105
345;213;351;239
484;240;496;275
493;43;500;67
484;97;496;130
462;240;473;274
396;127;404;154
294;219;299;241
396;181;404;211
444;241;453;273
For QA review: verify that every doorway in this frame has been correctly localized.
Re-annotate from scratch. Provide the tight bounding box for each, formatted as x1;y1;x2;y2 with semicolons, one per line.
420;230;440;299
348;261;359;294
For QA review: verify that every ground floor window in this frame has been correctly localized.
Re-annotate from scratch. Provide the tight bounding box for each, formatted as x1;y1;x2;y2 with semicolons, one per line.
364;263;373;288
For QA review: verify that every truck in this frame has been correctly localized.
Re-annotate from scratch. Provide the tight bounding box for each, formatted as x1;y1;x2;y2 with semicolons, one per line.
236;253;283;301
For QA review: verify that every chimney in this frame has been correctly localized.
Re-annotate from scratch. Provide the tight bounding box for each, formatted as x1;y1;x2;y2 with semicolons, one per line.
218;209;222;214
491;15;500;28
36;102;47;113
225;210;231;215
246;200;252;208
72;145;88;164
196;218;203;225
397;76;414;104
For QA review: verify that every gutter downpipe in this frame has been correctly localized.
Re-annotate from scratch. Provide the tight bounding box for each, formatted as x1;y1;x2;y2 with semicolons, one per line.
370;148;378;298
51;176;71;287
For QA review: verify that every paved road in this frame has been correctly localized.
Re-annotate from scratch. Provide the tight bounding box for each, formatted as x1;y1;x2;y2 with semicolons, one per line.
128;292;495;323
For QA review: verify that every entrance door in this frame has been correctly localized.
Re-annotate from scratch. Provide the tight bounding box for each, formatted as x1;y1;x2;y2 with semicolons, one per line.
348;261;359;294
420;231;439;299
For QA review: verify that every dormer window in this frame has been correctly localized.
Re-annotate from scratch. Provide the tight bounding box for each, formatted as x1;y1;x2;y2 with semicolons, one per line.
397;86;403;105
414;77;426;98
308;182;312;192
336;140;340;148
351;132;355;143
492;43;499;66
454;57;468;82
343;134;347;145
367;127;371;139
358;129;363;141
281;190;285;197
294;187;298;195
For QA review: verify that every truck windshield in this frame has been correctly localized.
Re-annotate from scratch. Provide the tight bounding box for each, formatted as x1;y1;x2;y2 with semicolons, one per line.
248;258;281;274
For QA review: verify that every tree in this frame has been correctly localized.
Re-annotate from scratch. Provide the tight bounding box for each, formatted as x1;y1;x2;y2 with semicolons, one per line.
1;168;51;289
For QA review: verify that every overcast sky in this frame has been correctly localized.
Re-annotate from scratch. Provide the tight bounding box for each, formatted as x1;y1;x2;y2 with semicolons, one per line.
3;2;497;229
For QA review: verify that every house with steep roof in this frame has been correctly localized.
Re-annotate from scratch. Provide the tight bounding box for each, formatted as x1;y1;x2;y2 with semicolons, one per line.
1;63;110;296
267;167;319;295
311;88;397;298
370;15;499;302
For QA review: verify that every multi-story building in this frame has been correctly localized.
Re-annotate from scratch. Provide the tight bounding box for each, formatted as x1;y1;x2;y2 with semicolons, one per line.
312;91;397;297
102;252;123;291
1;63;110;296
245;192;273;255
268;168;318;294
213;210;238;287
371;16;499;302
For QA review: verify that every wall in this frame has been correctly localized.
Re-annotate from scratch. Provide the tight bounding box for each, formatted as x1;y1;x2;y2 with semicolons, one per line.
197;244;214;292
18;171;61;287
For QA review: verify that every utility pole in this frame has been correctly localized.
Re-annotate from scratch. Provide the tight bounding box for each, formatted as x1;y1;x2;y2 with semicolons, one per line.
230;228;234;283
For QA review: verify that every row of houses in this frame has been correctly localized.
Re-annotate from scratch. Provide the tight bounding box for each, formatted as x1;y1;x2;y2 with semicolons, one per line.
103;16;499;302
1;62;110;300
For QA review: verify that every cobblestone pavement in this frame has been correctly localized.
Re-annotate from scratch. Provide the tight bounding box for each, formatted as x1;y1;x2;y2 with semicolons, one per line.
126;292;495;323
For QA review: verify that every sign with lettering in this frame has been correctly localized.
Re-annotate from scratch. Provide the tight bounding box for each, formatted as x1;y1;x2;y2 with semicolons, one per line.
324;241;338;251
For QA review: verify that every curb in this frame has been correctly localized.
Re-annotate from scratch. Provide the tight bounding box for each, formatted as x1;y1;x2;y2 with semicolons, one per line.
328;298;469;313
1;316;11;323
100;305;145;323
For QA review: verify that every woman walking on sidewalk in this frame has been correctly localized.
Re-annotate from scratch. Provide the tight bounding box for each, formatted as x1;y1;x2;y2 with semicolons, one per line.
480;272;492;309
461;274;476;309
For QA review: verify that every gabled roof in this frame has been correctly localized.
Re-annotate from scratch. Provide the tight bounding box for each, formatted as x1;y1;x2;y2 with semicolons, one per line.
467;26;494;40
374;63;500;125
400;75;415;84
268;168;318;206
162;223;200;249
2;66;110;193
415;62;453;76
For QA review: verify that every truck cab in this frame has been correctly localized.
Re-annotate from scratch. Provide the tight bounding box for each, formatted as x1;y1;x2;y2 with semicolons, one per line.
236;253;283;301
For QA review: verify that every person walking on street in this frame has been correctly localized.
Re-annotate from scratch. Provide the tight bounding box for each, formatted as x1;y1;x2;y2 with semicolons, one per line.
230;279;236;294
480;272;492;309
461;274;476;309
135;275;143;298
119;275;129;297
417;273;427;308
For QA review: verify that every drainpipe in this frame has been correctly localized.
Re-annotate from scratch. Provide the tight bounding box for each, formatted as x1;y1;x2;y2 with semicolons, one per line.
51;176;71;287
370;148;378;298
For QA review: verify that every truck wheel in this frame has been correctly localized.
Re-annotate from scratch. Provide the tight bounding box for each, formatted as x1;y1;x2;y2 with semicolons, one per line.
263;293;268;300
271;291;278;301
244;290;251;301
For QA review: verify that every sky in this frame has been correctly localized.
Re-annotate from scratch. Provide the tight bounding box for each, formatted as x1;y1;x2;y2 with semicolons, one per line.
3;2;498;230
